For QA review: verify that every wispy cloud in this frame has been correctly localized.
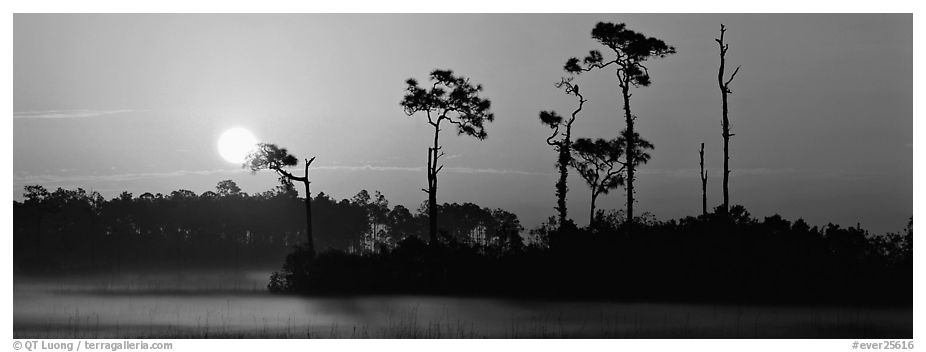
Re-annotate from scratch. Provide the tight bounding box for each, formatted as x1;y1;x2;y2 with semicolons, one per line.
14;168;248;185
444;167;548;176
316;164;549;176
315;165;423;173
13;109;140;119
638;167;795;178
14;164;549;188
15;164;870;190
638;167;872;181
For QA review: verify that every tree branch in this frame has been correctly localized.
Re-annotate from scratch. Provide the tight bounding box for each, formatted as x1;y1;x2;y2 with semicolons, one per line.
546;125;561;146
724;65;741;88
273;167;306;183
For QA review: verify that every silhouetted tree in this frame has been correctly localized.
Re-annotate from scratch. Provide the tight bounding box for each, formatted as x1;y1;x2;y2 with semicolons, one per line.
489;208;524;251
539;77;586;229
22;185;51;265
169;189;197;200
311;192;370;252
571;137;626;226
216;179;242;197
23;185;50;203
700;143;708;216
716;24;741;215
400;69;494;244
438;202;493;245
385;204;420;243
352;190;391;252
566;22;675;226
245;143;318;256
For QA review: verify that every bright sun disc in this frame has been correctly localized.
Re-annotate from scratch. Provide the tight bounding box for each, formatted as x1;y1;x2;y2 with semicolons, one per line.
217;127;258;164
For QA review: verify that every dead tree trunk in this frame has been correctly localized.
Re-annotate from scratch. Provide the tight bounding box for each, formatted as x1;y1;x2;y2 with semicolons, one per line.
302;158;315;256
273;157;316;256
700;143;708;216
716;24;740;216
426;124;443;245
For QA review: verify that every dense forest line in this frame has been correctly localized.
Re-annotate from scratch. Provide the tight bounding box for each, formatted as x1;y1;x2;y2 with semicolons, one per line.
272;207;912;305
12;181;520;274
13;182;912;305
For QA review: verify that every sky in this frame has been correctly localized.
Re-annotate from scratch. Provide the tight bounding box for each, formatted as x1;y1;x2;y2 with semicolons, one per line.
13;14;912;234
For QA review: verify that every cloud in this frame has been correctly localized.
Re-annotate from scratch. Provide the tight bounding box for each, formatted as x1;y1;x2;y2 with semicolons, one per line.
13;109;140;119
316;164;549;176
14;168;248;185
315;165;423;173
444;167;548;176
638;167;872;181
15;164;869;192
14;164;549;188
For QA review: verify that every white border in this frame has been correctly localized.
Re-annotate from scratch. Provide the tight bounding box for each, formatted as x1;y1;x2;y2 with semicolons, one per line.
5;1;922;351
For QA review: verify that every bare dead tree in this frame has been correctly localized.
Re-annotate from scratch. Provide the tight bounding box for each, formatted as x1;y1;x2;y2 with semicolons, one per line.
716;24;740;215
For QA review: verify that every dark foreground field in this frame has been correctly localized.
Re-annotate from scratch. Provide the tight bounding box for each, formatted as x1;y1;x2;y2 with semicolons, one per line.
13;270;912;339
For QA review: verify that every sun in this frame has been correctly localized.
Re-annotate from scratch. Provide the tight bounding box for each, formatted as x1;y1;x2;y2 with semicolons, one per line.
217;127;258;164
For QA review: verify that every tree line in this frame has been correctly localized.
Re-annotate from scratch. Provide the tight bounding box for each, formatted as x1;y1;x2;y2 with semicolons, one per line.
274;207;911;305
13;181;522;274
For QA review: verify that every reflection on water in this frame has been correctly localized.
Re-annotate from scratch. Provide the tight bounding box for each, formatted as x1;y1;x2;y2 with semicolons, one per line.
14;270;912;338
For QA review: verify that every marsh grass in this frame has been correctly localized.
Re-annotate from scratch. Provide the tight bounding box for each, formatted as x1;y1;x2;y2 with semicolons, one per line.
13;271;912;339
14;301;910;339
